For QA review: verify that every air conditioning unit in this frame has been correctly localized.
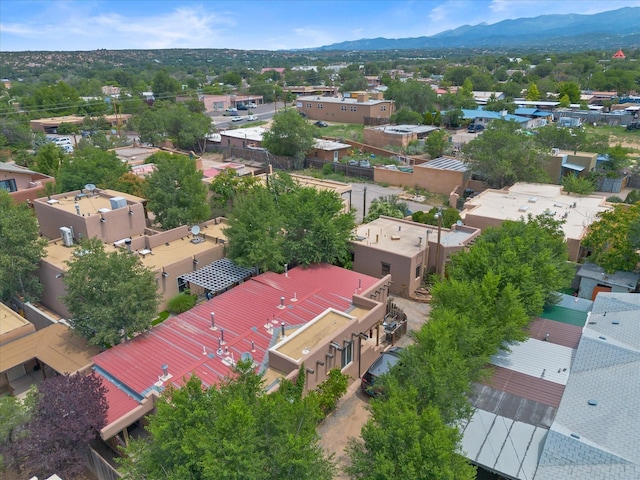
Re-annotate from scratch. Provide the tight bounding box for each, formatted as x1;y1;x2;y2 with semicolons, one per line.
110;196;127;210
60;226;74;247
551;148;560;155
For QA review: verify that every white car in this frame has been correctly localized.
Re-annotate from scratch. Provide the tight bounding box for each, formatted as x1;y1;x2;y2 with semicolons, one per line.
246;115;258;121
231;116;244;122
247;102;257;108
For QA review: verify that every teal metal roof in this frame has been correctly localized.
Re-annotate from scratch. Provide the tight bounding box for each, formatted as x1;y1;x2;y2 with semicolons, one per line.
540;305;588;327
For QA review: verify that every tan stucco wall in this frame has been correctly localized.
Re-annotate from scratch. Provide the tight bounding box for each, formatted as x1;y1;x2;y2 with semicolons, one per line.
373;165;466;196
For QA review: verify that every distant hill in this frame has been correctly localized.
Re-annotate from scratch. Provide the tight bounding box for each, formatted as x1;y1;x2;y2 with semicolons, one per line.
314;7;640;51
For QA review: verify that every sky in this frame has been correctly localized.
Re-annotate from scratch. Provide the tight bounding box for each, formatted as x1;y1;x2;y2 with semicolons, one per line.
0;0;638;52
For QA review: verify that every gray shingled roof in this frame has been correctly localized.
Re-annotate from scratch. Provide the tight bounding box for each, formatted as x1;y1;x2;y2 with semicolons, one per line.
534;293;640;480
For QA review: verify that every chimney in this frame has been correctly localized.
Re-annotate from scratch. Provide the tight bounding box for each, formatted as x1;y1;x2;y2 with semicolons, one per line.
125;238;132;253
220;328;225;344
284;263;288;277
210;312;216;330
278;296;285;309
358;278;362;290
161;364;169;378
281;321;286;338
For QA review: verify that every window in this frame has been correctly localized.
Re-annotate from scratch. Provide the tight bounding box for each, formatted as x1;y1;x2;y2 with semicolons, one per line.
341;341;353;367
0;179;17;192
381;262;391;276
415;265;421;279
306;103;312;108
350;106;357;112
317;103;324;109
381;105;387;111
341;105;347;111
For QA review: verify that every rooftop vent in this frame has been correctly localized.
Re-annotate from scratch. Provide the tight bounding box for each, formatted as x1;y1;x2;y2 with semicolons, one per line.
528;197;538;203
518;205;529;212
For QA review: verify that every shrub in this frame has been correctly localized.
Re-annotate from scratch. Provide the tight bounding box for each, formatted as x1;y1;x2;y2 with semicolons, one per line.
321;162;334;175
167;293;196;314
314;368;349;416
607;195;624;203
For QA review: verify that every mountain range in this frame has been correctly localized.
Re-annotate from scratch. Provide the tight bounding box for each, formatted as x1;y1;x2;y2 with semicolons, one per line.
314;7;640;51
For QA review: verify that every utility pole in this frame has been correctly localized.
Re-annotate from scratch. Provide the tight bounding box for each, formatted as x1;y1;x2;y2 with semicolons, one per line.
362;187;367;223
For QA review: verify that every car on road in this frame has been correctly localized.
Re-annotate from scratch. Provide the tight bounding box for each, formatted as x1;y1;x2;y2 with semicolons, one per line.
223;108;238;116
237;104;248;110
231;116;244;122
467;124;485;133
361;347;403;397
246;102;257;108
314;121;329;127
246;114;258;121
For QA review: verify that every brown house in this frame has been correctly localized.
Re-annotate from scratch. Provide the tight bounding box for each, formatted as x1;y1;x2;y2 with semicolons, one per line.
363;125;440;149
296;93;394;125
1;163;55;203
545;148;598;184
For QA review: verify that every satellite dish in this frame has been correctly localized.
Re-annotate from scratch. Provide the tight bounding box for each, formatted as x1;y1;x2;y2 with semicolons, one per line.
456;220;463;226
191;225;201;236
85;183;96;192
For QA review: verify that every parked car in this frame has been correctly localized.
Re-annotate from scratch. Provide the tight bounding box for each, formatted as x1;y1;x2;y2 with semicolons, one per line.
348;159;358;166
358;160;371;168
314;121;329;128
246;102;257;108
361;347;403;397
231;116;244;122
467;124;485;133
627;122;640;131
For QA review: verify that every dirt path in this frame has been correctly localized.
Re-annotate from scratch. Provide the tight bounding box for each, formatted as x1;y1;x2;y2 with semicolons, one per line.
317;297;431;479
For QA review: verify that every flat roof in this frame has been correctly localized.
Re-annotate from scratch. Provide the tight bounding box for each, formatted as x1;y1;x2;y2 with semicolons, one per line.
313;138;351;151
219;126;267;142
255;173;352;195
368;125;439;135
271;309;353;361
420;156;468;172
44;230;225;272
297;95;390;105
461;183;610;241
0;303;33;337
0;323;99;374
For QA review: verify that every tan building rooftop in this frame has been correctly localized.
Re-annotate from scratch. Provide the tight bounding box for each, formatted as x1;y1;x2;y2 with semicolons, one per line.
0;323;99;374
38;190;144;216
354;216;431;254
461;183;611;243
44;224;228;272
0;303;36;345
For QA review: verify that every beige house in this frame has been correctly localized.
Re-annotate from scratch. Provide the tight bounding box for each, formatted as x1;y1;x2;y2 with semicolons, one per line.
363;125;440;149
33;189;227;317
545;149;598;184
352;216;481;298
296;93;394;125
1;163;55;204
374;157;470;197
460;183;611;262
308;138;352;162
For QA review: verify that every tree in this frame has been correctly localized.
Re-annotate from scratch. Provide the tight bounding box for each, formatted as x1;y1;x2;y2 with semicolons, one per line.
526;82;541;101
0;191;47;301
364;195;409;223
581;203;640;273
447;214;574;317
114;171;146;198
534;124;587;152
425;129;448;158
462;120;550;188
412;207;461;229
136;102;212;151
208;168;260;217
2;373;108;480
558;81;581;104
225;187;286;273
561;175;595;195
280;185;356;267
391;106;423;125
63;238;159;346
384;80;437;114
262;109;315;159
119;364;335;480
56;145;129;192
33;142;65;177
144;152;210;229
151;70;181;100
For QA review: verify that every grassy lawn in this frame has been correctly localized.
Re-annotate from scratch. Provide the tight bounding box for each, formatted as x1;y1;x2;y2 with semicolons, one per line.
583;124;640;152
316;123;365;142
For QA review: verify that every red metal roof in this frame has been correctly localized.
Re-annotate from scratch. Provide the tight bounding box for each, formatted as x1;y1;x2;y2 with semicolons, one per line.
98;375;143;425
528;317;583;349
480;365;566;408
92;264;379;424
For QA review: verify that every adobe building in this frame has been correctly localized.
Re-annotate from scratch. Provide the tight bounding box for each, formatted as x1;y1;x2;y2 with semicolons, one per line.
308;138;352;163
29;114;132;133
0;302;36;347
351;216;481;298
374;156;470;197
33;188;228;317
460;183;611;262
1;163;55;204
363;124;440;149
295;93;394;125
545;148;598;184
219;126;267;149
91;264;394;447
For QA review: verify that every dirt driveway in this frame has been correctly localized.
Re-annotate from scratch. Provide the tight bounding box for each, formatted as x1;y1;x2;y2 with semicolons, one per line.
318;297;431;479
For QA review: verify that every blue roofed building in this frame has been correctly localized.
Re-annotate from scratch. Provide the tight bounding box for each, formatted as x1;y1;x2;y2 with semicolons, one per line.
460;108;536;129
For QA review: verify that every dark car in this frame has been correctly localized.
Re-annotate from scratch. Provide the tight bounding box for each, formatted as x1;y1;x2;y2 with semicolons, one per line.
237;104;248;110
467;124;485;133
361;347;403;397
314;121;329;127
627;122;640;131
